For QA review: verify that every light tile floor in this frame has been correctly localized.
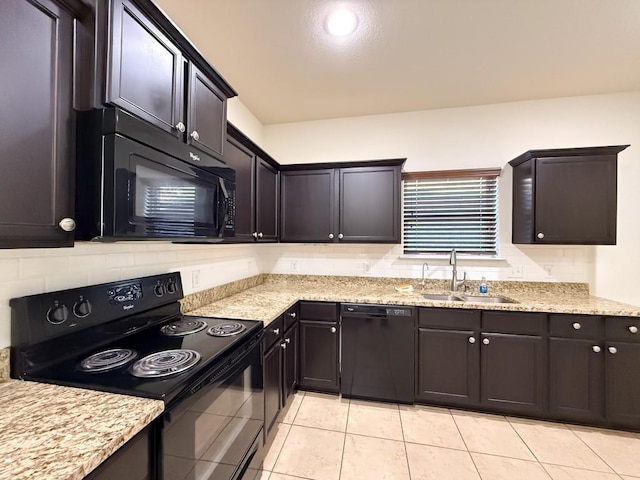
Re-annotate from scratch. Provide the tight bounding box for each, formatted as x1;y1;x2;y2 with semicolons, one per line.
251;391;640;480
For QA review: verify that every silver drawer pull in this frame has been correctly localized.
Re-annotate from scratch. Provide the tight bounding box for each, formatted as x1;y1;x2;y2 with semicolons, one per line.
482;338;490;345
608;346;618;354
285;338;291;344
537;232;545;239
272;328;280;335
468;337;476;344
280;342;287;349
330;327;337;333
629;326;638;334
175;122;186;133
288;312;297;318
572;322;581;330
592;345;601;353
190;130;200;141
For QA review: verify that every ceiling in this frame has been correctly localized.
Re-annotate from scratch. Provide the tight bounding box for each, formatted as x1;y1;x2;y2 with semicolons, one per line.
155;0;640;125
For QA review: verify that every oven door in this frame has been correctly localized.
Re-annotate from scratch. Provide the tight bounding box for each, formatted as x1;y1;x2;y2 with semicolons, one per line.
161;339;264;480
109;134;234;240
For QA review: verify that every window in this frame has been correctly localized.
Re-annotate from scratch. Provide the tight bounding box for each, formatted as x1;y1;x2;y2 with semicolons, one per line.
403;168;500;255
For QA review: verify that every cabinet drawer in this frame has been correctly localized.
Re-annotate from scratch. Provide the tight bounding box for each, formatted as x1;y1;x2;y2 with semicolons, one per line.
263;316;284;350
299;301;338;322
549;314;600;339
605;317;640;342
418;308;480;330
283;304;299;331
482;311;545;335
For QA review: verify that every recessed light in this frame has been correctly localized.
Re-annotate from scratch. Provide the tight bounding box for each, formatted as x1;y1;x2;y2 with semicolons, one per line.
325;8;358;37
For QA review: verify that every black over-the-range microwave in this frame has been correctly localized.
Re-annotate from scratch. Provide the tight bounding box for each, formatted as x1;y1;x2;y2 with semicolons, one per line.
75;108;235;242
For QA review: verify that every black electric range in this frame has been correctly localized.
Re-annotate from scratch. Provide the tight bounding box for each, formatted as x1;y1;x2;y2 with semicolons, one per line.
10;273;265;480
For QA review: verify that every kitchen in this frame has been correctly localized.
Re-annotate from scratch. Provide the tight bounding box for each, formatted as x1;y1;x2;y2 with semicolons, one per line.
1;0;640;479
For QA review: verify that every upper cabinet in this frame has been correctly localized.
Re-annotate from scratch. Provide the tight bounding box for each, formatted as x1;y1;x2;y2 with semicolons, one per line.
100;0;235;159
0;0;90;248
510;145;629;245
280;160;404;243
224;124;279;242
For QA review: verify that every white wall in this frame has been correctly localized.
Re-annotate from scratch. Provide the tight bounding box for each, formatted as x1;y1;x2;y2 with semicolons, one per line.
227;97;266;146
264;91;640;306
0;243;263;348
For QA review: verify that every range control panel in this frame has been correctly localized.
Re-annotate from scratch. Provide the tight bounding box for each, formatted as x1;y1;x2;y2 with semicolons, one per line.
10;272;183;346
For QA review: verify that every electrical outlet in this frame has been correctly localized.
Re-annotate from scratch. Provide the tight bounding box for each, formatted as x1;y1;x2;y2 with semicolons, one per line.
363;260;371;275
290;260;298;273
544;264;554;277
507;265;523;278
192;269;201;288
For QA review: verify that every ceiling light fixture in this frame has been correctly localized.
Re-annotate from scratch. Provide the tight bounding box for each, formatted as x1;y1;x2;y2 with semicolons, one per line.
325;8;358;37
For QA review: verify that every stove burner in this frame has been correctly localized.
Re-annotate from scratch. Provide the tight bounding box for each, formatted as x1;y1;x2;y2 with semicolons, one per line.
160;318;208;336
130;349;201;378
79;348;137;373
207;322;246;337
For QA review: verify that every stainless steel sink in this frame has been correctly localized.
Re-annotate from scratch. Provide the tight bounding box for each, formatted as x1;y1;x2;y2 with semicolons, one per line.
421;293;519;304
461;295;519;304
421;294;466;302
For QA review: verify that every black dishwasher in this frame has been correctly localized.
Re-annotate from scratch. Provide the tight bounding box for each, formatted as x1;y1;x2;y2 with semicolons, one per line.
340;304;415;404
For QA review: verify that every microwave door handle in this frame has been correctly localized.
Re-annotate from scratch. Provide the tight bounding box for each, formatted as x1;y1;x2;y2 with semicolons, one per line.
216;178;229;238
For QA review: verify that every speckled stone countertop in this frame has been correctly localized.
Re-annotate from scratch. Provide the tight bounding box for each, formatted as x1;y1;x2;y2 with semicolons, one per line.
0;380;164;480
187;274;640;326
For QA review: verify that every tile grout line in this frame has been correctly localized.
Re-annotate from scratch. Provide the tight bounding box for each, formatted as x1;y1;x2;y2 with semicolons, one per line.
563;423;622;476
450;409;484;479
504;417;553;479
337;398;351;480
268;391;307;475
398;403;413;480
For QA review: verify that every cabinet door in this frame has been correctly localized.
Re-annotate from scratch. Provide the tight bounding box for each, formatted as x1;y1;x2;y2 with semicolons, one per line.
107;0;184;136
255;158;279;241
264;343;282;434
281;170;336;242
299;320;339;392
0;0;76;248
187;63;226;159
535;156;617;244
481;333;547;415
282;323;299;402
417;328;480;407
223;137;255;241
549;338;604;423
339;166;401;242
606;341;640;427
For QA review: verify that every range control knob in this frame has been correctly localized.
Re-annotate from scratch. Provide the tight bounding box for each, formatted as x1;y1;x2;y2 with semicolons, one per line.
73;298;92;318
154;284;165;297
46;303;69;324
165;280;177;295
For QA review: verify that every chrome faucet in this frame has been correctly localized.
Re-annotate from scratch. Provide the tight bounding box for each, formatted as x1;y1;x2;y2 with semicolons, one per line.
449;249;467;291
420;262;429;288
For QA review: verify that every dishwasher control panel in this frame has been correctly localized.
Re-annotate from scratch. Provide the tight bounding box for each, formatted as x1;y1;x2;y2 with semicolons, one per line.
341;304;415;317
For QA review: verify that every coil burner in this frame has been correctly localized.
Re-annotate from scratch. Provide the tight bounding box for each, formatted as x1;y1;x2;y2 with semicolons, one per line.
79;348;138;373
160;318;208;336
207;322;246;337
130;349;201;378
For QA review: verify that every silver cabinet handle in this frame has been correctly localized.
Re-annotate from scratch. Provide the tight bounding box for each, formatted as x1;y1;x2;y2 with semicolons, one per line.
280;342;287;349
328;233;334;239
252;232;258;239
572;322;581;330
190;130;200;141
175;122;186;133
537;232;545;239
285;337;291;344
288;312;297;318
338;233;344;239
272;328;280;335
592;345;601;353
258;232;264;238
482;338;490;345
59;218;76;232
629;326;638;334
468;337;476;344
189;152;200;162
330;326;337;333
608;346;618;354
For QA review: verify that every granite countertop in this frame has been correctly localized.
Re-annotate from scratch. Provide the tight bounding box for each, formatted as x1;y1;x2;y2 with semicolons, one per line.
0;380;164;480
187;275;640;326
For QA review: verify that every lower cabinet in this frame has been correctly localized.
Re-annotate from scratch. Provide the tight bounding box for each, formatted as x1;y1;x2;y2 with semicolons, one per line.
298;301;340;393
263;338;283;435
283;323;298;401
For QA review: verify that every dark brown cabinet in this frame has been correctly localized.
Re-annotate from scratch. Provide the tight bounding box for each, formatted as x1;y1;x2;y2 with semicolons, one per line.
298;302;340;393
283;322;299;401
417;309;480;407
224;125;279;242
280;160;403;243
549;315;604;423
510;145;628;245
263;336;282;434
0;0;88;248
605;317;640;427
102;0;235;160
